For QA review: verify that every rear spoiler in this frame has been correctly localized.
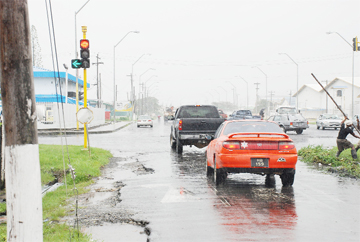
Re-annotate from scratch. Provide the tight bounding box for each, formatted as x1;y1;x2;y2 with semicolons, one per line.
228;132;290;139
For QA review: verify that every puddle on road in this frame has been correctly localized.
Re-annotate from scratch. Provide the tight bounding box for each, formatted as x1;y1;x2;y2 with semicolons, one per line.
86;222;148;242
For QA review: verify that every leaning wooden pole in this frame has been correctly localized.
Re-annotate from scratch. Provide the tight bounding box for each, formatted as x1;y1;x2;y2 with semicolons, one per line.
0;0;43;241
312;73;360;134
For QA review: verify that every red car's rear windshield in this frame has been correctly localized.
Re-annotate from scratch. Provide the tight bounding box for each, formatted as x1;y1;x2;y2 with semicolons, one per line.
223;121;282;135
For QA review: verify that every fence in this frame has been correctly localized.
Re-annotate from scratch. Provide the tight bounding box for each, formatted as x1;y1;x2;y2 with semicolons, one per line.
37;103;105;130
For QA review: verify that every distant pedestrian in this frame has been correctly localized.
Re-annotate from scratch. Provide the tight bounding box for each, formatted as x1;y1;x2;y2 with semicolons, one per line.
336;117;360;160
259;109;265;120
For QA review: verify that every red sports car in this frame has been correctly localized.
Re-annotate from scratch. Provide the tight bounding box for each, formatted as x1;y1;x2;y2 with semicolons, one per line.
206;120;297;186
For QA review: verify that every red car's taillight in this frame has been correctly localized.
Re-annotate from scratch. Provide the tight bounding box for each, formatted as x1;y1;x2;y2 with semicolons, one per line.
178;119;183;130
223;141;240;150
290;122;293;126
148;120;152;122
279;142;295;150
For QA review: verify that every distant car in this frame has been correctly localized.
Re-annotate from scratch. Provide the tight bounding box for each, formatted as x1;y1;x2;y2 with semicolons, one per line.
170;105;225;153
267;113;308;134
137;115;153;128
316;113;342;130
218;109;228;119
228;110;253;120
206;120;297;186
276;106;298;115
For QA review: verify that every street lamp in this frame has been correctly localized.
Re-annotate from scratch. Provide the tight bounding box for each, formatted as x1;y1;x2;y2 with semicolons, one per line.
279;53;299;110
252;66;268;113
226;81;237;106
63;64;68;104
131;53;151;120
139;68;155;114
113;30;139;122
211;89;221;102
327;31;355;117
145;81;159;98
218;86;228;102
143;75;157;114
237;76;249;109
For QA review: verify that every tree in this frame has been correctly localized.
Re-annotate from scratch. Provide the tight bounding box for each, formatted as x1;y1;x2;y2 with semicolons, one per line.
143;96;161;116
31;25;43;68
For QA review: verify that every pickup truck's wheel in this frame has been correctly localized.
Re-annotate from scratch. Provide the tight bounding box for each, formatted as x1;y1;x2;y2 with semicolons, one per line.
170;134;176;150
280;172;295;187
176;137;183;154
296;129;303;134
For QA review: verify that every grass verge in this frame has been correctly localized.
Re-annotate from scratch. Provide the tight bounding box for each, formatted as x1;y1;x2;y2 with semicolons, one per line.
298;145;360;178
0;144;112;241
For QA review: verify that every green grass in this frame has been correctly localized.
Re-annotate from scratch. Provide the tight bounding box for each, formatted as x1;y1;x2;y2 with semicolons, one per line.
298;145;360;178
0;144;112;241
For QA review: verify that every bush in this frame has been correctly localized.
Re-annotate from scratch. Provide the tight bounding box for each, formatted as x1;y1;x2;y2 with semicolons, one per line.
298;145;360;178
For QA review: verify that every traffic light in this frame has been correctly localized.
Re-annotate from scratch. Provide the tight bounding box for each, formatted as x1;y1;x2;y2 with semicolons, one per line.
80;39;90;68
71;59;82;69
353;37;358;51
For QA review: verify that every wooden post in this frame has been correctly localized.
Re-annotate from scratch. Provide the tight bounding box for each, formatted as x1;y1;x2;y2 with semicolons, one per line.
0;1;43;241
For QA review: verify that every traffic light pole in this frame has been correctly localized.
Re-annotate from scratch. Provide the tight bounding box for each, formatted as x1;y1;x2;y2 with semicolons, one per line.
82;26;88;149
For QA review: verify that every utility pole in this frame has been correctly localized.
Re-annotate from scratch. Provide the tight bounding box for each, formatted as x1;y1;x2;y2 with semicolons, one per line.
269;91;275;111
321;80;329;113
99;73;102;108
0;1;43;241
254;82;260;113
92;53;104;108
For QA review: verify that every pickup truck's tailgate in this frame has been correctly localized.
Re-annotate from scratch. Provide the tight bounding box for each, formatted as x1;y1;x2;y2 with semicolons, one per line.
181;118;223;131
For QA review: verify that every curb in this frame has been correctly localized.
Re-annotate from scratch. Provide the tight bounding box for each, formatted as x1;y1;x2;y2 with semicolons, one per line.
38;122;133;136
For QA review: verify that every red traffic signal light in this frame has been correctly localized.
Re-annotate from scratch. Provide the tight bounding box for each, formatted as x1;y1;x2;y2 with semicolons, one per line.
79;39;90;68
80;39;89;49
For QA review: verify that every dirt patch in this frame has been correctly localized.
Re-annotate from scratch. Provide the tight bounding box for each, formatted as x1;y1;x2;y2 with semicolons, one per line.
64;158;152;240
121;160;155;175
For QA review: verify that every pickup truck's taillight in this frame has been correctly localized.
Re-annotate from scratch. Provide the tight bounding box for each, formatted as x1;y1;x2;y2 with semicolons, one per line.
223;141;240;150
178;119;183;130
279;142;295;150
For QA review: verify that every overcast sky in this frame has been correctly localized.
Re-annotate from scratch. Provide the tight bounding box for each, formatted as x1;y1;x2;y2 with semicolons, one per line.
28;0;360;108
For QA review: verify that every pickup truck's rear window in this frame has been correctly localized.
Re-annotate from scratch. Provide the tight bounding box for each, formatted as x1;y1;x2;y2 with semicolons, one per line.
223;121;283;135
178;106;220;118
235;110;252;116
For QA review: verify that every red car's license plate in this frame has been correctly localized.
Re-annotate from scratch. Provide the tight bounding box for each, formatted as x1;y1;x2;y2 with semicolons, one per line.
251;158;269;167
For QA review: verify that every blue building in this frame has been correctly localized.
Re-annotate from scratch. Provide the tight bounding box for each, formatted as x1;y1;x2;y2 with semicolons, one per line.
33;67;89;105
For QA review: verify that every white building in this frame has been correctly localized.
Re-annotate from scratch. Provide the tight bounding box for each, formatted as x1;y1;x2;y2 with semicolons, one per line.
33;67;105;129
293;77;360;119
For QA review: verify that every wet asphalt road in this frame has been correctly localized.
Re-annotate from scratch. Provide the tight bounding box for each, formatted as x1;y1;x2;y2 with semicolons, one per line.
39;122;360;242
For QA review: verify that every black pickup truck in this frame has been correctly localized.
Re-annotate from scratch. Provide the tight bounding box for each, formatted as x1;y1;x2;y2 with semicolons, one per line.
170;105;225;154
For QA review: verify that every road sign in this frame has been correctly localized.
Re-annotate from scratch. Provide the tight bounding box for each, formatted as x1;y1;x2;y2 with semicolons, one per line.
71;59;82;69
76;107;94;124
